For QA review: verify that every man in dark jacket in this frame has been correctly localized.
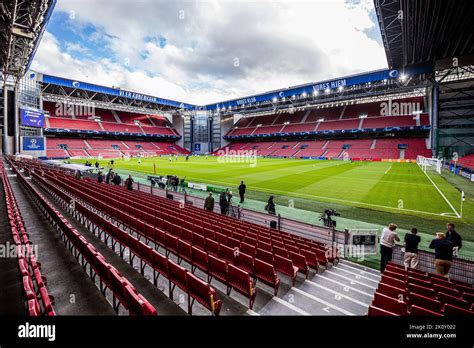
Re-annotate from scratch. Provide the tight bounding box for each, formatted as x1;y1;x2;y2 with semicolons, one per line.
125;175;134;191
98;171;104;183
446;223;462;253
204;192;214;212
113;173;122;186
429;232;453;277
238;181;246;203
219;191;228;215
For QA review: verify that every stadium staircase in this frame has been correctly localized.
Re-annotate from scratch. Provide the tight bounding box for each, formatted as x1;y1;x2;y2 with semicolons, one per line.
111;110;122;123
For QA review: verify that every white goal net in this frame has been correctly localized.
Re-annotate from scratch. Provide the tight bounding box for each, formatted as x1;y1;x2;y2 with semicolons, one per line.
417;156;442;174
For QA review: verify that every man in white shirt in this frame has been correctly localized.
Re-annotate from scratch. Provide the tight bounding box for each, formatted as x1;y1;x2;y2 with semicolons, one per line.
380;223;400;272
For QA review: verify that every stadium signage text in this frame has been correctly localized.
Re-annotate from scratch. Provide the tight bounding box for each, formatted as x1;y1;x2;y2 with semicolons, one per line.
188;182;208;191
235;97;257;106
312;79;347;92
119;90;159;103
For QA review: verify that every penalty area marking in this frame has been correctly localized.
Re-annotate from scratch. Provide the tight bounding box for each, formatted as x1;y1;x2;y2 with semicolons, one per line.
418;167;461;218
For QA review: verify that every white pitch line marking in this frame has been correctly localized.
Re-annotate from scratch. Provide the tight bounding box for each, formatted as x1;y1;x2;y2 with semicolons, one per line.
304;280;368;307
418;165;460;218
324;270;377;290
271;297;311;316
384;165;392;175
291;287;355;316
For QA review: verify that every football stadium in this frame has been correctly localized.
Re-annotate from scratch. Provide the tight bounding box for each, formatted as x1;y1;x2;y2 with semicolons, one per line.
0;0;473;345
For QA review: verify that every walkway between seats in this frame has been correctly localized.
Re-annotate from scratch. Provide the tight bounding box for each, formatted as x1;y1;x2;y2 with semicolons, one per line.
0;170;25;315
7;170;115;315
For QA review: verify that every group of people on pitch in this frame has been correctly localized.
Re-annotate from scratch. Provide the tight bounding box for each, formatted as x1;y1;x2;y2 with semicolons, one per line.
379;222;463;277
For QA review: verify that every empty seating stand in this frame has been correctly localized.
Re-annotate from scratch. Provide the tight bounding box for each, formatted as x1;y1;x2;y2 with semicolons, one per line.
1;163;56;316
8;161;157;316
27;164;331;304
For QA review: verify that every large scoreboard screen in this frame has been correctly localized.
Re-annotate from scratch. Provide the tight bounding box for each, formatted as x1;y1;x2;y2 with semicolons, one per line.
20;108;45;128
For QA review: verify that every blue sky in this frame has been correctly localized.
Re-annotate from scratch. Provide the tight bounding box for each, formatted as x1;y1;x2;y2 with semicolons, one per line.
31;0;387;105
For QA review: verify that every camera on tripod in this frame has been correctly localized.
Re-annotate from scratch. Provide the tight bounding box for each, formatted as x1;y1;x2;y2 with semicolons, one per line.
319;208;340;228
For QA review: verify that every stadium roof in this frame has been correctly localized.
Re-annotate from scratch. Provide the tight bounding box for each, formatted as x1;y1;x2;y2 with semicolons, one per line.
375;0;474;69
39;64;433;114
0;0;56;79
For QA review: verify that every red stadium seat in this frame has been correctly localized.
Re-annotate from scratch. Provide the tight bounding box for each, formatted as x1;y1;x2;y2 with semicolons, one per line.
408;293;443;313
384;270;406;281
367;305;399;316
408;283;436;298
377;282;408;301
288;251;309;278
257;248;274;264
191;246;208;273
208;254;228;285
254;258;280;296
443;303;474;316
438;292;470;309
433;284;461;298
240;242;256;257
151;250;169;286
168;262;188;301
236;252;254;275
219;244;237;264
227;264;256;309
205;238;220;257
193;233;206;250
165;233;179;257
410;305;443;316
177;240;193;265
187;273;222;316
274;254;298;286
372;292;407;315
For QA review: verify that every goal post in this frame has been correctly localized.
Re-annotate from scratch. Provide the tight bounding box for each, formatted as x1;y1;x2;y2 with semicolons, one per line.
417;156;442;174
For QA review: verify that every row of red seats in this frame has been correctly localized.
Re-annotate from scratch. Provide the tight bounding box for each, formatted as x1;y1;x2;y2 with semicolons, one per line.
38;170;261;308
0;161;55;316
368;262;473;316
43;165;332;267
21;159;333;270
32;170;224;315
9;161;157;316
54;170;332;273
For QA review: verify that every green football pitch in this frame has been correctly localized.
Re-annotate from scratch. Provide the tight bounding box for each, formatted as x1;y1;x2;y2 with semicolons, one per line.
69;156;473;245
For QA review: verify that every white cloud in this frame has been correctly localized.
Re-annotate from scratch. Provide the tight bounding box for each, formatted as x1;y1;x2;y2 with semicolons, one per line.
32;0;387;105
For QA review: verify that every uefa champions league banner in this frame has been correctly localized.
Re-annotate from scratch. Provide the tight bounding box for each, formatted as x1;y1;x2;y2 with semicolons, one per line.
22;137;45;151
20;108;45;128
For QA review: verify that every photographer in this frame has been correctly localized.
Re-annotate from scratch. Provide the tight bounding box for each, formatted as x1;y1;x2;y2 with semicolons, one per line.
319;208;340;228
